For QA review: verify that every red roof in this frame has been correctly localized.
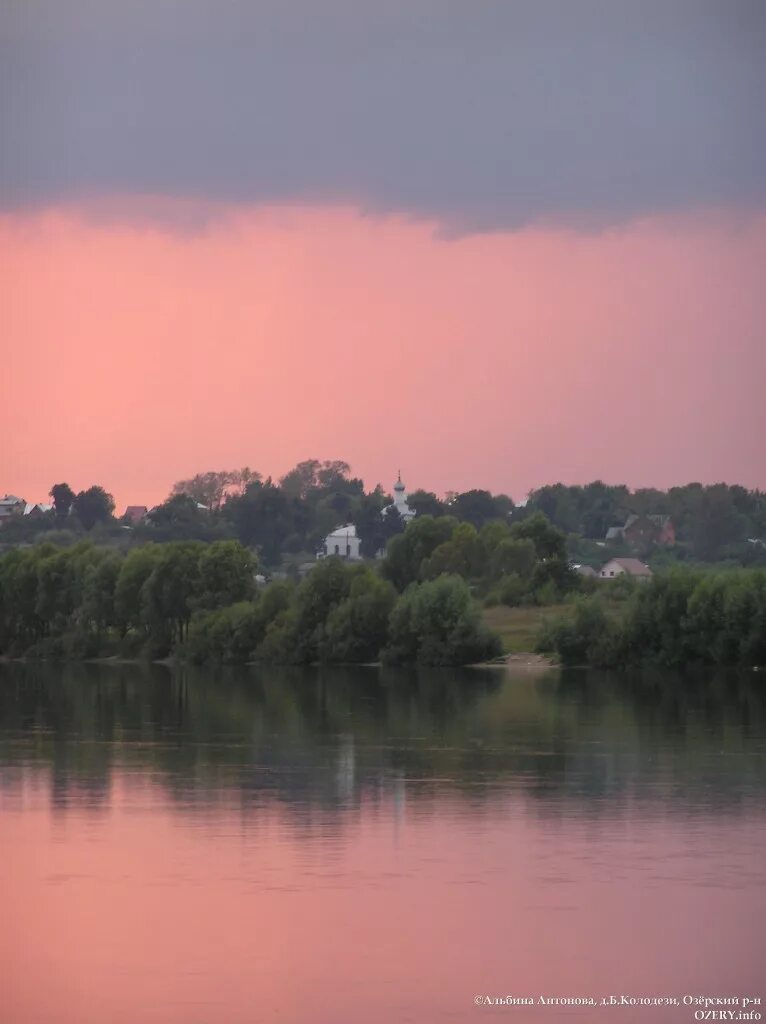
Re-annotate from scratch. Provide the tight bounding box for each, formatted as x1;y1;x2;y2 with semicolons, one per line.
124;505;148;523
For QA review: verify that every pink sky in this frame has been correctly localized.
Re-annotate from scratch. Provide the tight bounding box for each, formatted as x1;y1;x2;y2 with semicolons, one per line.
2;202;765;511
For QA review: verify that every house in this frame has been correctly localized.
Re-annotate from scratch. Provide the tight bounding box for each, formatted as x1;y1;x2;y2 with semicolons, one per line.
123;505;149;524
573;564;598;578
0;495;26;523
606;514;675;548
23;502;54;517
317;524;362;561
599;557;653;580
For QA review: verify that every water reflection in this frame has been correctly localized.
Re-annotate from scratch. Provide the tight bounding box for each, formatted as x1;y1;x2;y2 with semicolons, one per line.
1;662;764;818
1;663;765;1024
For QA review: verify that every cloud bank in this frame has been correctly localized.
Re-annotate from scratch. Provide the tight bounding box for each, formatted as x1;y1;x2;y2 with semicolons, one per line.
2;0;765;230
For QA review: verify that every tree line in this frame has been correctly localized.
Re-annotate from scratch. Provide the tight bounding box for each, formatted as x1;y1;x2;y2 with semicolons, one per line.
0;538;501;666
2;460;517;567
540;568;766;669
3;464;764;572
527;481;766;563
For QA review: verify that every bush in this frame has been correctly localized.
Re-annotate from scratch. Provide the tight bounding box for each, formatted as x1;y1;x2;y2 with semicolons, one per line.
384;574;502;666
538;600;617;666
186;602;261;664
485;572;527;608
321;572;396;663
541;568;766;669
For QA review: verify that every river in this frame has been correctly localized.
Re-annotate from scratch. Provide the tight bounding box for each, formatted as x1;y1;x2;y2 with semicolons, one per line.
1;662;764;1023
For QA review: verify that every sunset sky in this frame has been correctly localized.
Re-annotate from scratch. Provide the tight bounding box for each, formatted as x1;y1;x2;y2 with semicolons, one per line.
2;1;765;510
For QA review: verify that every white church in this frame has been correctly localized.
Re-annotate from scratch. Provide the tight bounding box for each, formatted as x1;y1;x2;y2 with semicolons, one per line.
317;473;415;561
383;472;416;525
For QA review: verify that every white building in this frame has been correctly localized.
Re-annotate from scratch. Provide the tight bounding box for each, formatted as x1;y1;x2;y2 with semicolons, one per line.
0;495;25;522
318;523;362;561
599;557;652;580
383;472;416;523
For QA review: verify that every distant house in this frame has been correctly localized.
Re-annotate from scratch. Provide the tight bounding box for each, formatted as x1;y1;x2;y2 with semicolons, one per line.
0;495;26;523
318;524;362;561
599;557;653;580
606;514;675;548
23;502;53;517
123;505;149;524
573;564;598;578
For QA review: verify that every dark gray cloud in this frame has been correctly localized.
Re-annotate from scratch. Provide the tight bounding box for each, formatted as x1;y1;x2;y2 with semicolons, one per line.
2;0;765;230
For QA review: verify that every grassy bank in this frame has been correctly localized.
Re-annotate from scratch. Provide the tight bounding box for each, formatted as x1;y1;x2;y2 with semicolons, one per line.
482;604;571;655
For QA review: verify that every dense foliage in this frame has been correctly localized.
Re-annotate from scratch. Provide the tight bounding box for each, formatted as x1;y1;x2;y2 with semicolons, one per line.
380;511;578;607
3;466;763;573
539;569;766;669
0;542;499;666
0;461;517;567
527;481;766;564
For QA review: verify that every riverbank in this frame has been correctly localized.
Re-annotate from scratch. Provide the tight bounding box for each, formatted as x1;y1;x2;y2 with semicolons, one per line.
0;602;561;670
481;603;569;655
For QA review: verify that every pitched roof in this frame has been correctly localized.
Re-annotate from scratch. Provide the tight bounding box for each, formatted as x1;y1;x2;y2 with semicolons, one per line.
574;564;598;576
326;523;357;539
623;513;671;529
124;505;148;522
605;557;653;576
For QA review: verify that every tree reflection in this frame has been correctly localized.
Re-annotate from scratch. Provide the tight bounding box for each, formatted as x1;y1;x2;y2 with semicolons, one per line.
0;662;763;818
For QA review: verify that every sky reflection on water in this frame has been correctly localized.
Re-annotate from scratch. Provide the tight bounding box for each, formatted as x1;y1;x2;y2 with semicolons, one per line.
1;663;764;1023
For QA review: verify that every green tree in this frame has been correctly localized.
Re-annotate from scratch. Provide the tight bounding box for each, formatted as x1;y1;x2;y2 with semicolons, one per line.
509;512;566;561
407;489;446;517
420;522;484;580
223;481;306;564
81;552;121;636
322;570;396;663
353;486;391;557
488;537;537;581
73;486;115;530
196;540;256;609
49;482;76;518
380;515;458;591
384;574;501;666
115;545;162;636
0;548;45;651
141;543;203;647
450;489;513;528
171;469;260;510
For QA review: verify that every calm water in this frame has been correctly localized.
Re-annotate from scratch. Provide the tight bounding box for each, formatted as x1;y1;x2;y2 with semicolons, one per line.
1;663;764;1024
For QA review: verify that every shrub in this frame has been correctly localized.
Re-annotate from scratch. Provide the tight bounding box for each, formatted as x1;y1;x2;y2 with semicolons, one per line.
186;602;261;664
486;572;527;608
321;572;397;663
384;574;502;666
541;568;766;668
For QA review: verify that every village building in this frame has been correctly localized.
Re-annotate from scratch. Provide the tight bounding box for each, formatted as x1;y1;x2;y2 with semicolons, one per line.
123;505;149;524
318;473;417;563
573;564;598;578
23;502;53;517
605;514;675;548
599;557;653;580
382;473;416;524
317;524;362;561
0;495;26;523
